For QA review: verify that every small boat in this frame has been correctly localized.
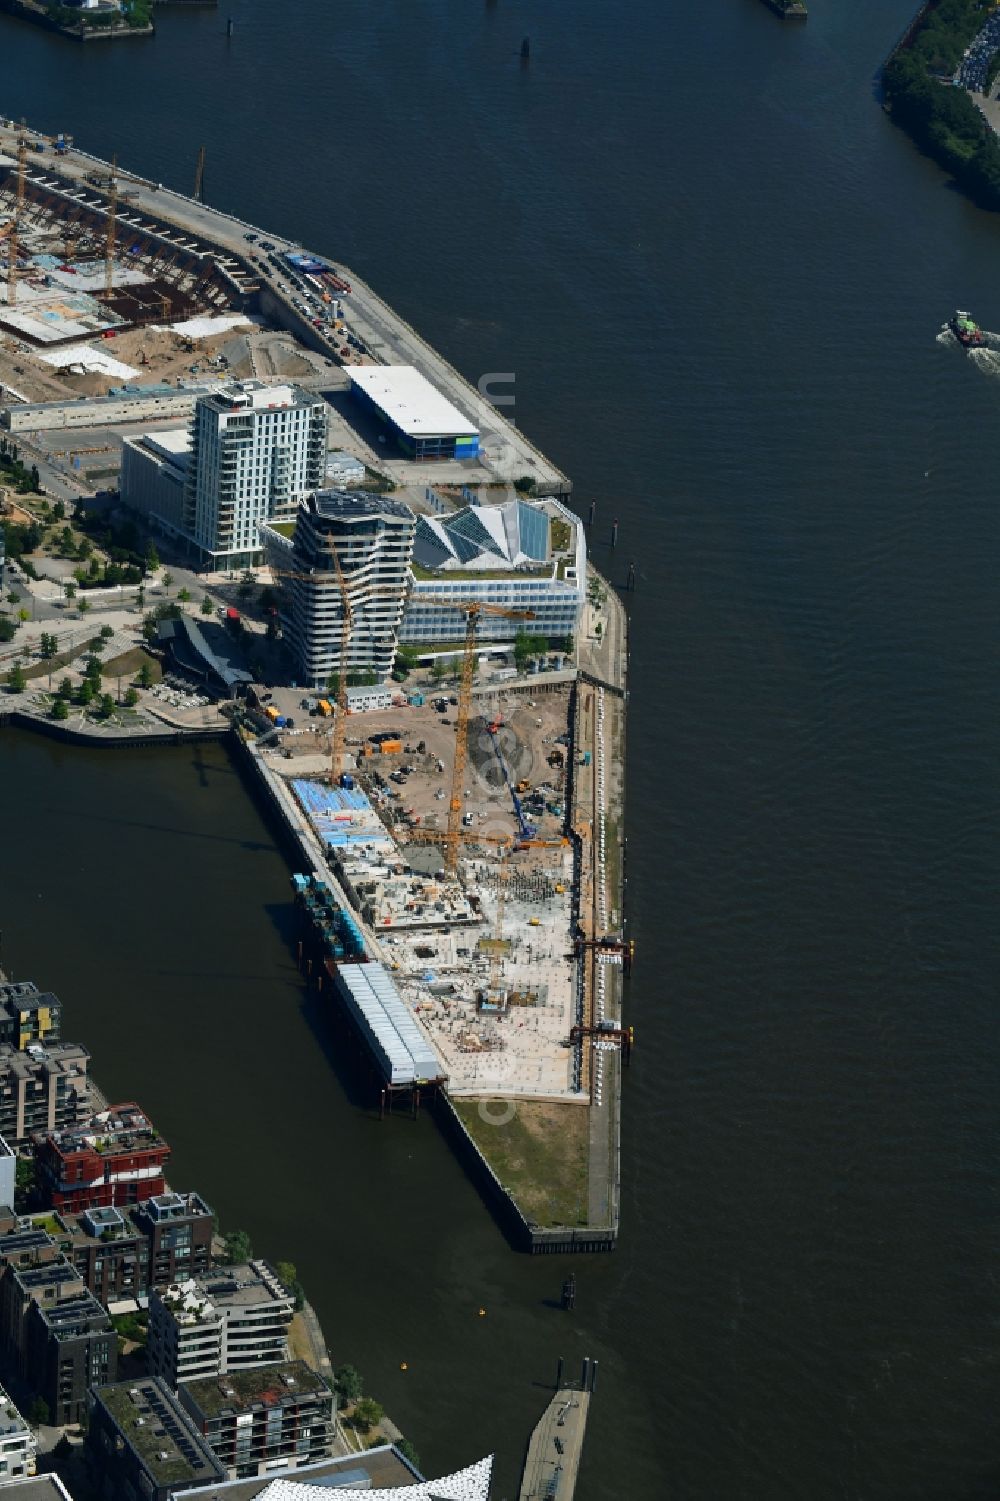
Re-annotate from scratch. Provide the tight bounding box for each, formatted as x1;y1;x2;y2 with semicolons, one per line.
950;309;986;347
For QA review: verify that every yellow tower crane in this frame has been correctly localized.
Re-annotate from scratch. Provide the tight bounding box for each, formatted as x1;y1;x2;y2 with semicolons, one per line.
414;599;536;875
269;555;399;790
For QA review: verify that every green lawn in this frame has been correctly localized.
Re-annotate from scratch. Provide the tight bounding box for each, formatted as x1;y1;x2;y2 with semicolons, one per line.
101;647;162;683
451;1097;590;1228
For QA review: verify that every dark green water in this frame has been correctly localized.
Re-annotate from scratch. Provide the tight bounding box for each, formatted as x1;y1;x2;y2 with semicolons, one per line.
4;0;1000;1496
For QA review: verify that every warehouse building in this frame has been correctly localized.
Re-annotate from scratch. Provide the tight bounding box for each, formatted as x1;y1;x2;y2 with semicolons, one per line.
348;366;479;460
0;384;216;434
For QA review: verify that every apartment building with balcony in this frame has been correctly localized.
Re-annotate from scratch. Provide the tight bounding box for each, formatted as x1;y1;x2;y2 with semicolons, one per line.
0;1384;35;1483
0;1044;89;1147
88;1379;226;1501
0;983;61;1050
33;1104;169;1215
182;383;327;572
147;1263;293;1390
178;1361;334;1479
261;490;416;690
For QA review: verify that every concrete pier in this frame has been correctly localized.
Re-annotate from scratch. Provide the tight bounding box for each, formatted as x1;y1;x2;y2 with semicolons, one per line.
519;1387;592;1500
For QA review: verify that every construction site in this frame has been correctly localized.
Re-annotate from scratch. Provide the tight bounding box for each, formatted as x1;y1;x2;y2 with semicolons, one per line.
255;576;629;1250
0;117;626;1251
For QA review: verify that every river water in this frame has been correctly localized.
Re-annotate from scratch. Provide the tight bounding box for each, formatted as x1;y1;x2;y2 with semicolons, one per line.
2;1;1000;1496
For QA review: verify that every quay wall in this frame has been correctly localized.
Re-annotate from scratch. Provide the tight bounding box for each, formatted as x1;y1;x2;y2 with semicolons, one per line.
0;706;225;749
436;1093;616;1255
0;0;152;37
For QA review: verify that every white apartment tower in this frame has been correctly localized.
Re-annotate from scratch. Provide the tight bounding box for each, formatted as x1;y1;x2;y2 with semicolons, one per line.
182;382;327;571
147;1261;294;1389
262;490;416;690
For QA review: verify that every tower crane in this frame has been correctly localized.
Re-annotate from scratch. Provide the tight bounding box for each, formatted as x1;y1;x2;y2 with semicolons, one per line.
413;598;535;875
7;126;26;309
268;557;398;790
193;145;206;203
104;153;118;297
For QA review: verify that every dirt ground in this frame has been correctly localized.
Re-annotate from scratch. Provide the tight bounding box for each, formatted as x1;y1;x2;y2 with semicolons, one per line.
336;686;572;846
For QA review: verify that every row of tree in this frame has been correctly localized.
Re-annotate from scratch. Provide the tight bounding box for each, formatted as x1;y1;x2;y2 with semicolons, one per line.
885;1;1000;209
219;1231;419;1465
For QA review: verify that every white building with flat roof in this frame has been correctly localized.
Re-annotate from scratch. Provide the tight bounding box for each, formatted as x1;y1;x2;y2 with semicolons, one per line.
0;1384;35;1484
182;382;327;571
348;366;479;461
120;429;191;538
147;1261;293;1389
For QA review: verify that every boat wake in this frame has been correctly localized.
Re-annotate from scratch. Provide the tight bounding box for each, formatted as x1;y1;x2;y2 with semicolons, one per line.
966;345;1000;378
938;322;1000;376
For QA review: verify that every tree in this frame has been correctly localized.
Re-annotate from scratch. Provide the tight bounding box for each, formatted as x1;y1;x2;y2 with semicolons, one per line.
223;1229;253;1265
84;655;103;684
162;571;174;590
78;598;91;614
561;634;574;657
177;587;191;603
57;677;73;700
14;1156;34;1211
51;698;69;721
334;1365;364;1404
200;595;214;616
397;1439;420;1471
99;693;116;719
7;663;26;693
52;500;66;521
430;657;447;684
6;591;19;606
28;465;39;493
141;615;157;644
124;686;139;708
64;582;76;602
17;608;28;625
352;1397;383;1432
78;680;95;706
39;633;57;660
145;542;160;571
0;618;16;644
275;1260;297;1289
100;623;114;641
137;661;154;690
26;1397;49;1428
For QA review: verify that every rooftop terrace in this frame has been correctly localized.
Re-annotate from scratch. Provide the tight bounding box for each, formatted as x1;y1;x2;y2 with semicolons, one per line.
180;1361;327;1420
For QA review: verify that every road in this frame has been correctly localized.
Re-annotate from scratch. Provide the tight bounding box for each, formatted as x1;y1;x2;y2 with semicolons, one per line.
0;123;570;497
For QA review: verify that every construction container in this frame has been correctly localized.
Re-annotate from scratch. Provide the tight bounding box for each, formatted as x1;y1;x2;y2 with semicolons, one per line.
265;706;280;723
274;715;288;728
317;699;333;717
378;738;403;755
